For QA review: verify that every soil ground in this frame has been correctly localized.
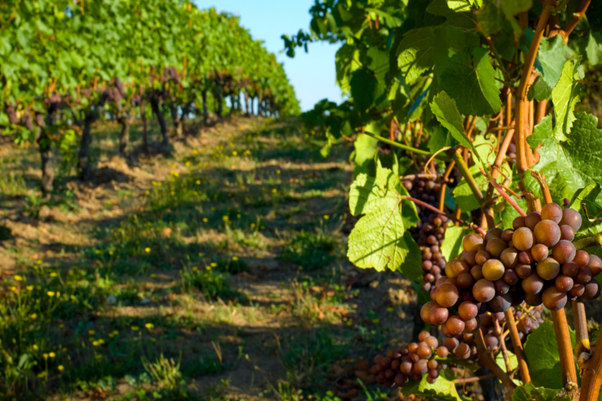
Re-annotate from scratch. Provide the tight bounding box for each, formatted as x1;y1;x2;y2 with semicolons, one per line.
0;115;487;401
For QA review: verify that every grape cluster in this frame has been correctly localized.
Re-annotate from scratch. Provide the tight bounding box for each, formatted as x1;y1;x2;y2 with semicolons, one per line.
421;203;600;335
371;331;457;388
404;176;449;291
4;103;18;125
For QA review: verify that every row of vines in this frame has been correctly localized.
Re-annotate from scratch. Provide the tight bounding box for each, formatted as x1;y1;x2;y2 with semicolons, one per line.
286;0;602;400
1;0;299;194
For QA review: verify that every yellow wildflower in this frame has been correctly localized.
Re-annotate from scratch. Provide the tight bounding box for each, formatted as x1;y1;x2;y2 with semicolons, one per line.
131;326;139;331
58;365;64;371
145;323;154;330
13;275;23;281
49;352;56;358
145;248;151;253
47;291;55;297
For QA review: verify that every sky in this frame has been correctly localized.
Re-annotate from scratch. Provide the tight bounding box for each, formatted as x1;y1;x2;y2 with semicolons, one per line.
195;0;344;111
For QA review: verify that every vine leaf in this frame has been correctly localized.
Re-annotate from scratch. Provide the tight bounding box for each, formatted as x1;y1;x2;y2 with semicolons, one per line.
430;91;475;153
523;322;576;390
568;183;602;241
512;382;572;401
396;27;434;85
551;60;582;141
438;47;502;116
400;369;465;401
476;0;505;36
440;226;470;261
526;113;602;203
529;35;566;101
347;159;420;280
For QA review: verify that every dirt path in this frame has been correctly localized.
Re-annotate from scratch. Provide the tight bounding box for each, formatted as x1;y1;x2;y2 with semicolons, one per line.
0;116;424;401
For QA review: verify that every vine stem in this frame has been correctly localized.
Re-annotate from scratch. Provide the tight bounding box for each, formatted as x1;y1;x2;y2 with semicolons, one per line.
551;309;579;391
515;1;553;178
401;196;486;236
495;319;512;373
549;0;592;44
573;301;590;358
453;374;497;384
480;167;527;217
438;161;456;212
504;309;531;383
580;329;602;401
574;234;602;251
474;328;517;394
450;149;496;229
362;131;448;159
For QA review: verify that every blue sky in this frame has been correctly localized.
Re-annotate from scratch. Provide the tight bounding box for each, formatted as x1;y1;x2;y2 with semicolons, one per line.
195;0;344;111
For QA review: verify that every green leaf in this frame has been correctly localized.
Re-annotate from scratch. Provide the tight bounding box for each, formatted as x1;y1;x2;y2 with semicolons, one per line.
568;184;602;241
400;369;464;401
529;36;566;101
512;382;572;401
430;91;473;150
347;161;416;272
397;27;434;85
527;115;553;150
477;0;505;36
427;124;459;153
350;69;379;112
527;113;602;203
453;164;490;211
585;31;602;66
523;322;576;390
551;60;582;141
439;47;502;117
399;232;425;285
496;350;518;372
427;0;476;29
431;26;480;82
501;0;533;37
501;196;528;230
441;226;471;261
353;133;378;177
447;0;472;12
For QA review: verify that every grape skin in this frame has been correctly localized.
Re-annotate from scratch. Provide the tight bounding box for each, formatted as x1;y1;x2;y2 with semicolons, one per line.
513;227;534;251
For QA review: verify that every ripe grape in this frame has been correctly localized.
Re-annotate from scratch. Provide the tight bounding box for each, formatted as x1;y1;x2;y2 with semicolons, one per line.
560;225;575;241
429;305;449;325
418;331;430;342
489;294;512;312
588;255;602;277
519;250;534;264
417;344;432;359
503;269;519;285
536;257;561;280
486;238;507;258
525;211;542;230
552;240;576;264
413;359;428;374
470;265;484;280
428;360;438;370
457;272;474;289
576;267;593;284
482;259;505;281
475;250;491;265
531;243;549;262
446;315;466;336
458;301;478;320
436;282;460;307
425;336;438;348
501;229;514;243
500;248;519;268
534;220;561;247
485;228;503;242
561;262;579;277
570;283;585;297
394;373;407;387
473;279;496;302
513;227;534;251
494;279;510;294
455;343;471;359
443;337;459;351
464;317;478;332
436;346;449;358
522;273;544;294
525;292;543;306
513;216;526;229
542;286;567;310
463;234;484;252
574;250;590;268
515;264;533;279
560;208;582;231
541;203;563;223
556;275;574;292
581;281;601;301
